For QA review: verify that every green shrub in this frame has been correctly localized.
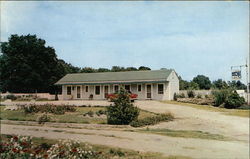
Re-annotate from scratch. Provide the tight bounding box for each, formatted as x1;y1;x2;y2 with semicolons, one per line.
38;114;50;124
107;89;139;125
179;93;185;98
187;90;195;98
205;95;209;98
130;113;174;127
173;93;177;101
225;91;245;109
173;93;185;101
22;104;76;115
196;94;202;98
5;94;17;100
84;110;94;117
109;149;125;157
96;109;106;116
212;89;230;106
23;105;40;114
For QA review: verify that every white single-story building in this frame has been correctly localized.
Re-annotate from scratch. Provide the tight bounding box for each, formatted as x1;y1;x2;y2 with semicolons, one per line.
55;69;179;101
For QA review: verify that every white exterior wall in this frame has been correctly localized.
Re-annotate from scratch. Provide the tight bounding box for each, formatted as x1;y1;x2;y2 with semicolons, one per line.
61;71;179;101
167;71;180;100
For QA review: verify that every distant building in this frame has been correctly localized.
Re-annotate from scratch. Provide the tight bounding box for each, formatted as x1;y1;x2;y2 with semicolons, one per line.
55;69;179;100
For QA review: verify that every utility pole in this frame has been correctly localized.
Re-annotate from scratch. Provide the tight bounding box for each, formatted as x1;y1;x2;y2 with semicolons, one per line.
247;52;250;105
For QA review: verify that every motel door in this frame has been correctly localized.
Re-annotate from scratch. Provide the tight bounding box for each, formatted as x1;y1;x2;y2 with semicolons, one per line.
104;86;109;98
77;86;81;99
146;84;152;99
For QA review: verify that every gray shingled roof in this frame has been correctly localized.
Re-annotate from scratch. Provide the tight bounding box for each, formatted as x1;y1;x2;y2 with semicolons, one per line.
55;69;173;85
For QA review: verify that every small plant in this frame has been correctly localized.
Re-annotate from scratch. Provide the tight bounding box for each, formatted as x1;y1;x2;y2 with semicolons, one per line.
109;149;125;157
205;94;209;98
5;94;17;100
38;114;50;124
130;113;174;127
212;89;230;106
173;93;177;101
187;90;195;98
96;109;106;116
107;88;139;125
196;94;202;98
225;91;245;109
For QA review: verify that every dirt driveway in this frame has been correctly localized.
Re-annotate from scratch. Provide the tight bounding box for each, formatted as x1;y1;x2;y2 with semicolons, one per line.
1;100;249;158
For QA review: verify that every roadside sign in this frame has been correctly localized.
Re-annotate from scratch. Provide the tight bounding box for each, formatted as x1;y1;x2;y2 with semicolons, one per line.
232;70;241;80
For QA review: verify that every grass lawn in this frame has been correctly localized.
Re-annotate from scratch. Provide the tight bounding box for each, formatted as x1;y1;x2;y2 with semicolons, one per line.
137;128;233;141
0;106;156;124
0;134;191;159
163;101;249;118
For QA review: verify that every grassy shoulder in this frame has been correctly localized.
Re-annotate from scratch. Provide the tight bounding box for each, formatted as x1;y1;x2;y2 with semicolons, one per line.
136;128;233;141
163;101;249;118
0;134;191;159
0;106;157;124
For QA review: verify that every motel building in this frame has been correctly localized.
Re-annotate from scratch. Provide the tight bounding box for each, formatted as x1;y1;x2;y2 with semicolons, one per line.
55;69;179;101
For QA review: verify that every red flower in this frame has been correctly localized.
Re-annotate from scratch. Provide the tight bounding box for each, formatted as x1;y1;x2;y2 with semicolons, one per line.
13;136;18;141
71;148;77;152
12;148;18;153
35;149;41;154
21;142;29;146
23;148;29;153
44;154;48;158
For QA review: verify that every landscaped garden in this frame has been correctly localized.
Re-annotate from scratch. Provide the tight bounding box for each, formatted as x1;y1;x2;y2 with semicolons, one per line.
0;89;174;127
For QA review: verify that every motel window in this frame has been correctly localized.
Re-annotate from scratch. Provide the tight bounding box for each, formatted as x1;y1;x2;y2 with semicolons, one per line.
67;86;71;95
158;84;164;94
125;85;131;92
95;86;100;95
138;85;142;92
114;85;119;93
85;86;88;92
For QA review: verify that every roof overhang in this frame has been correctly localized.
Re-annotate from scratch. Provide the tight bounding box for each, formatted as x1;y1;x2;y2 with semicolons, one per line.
55;79;168;85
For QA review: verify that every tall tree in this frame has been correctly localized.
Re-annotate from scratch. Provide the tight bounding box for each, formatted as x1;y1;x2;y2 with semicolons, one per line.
111;66;125;72
81;67;96;73
192;75;211;90
228;80;247;90
138;66;151;70
125;67;137;71
0;34;66;93
212;79;228;89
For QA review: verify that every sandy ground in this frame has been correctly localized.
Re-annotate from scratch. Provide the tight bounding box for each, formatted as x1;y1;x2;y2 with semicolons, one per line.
1;100;249;159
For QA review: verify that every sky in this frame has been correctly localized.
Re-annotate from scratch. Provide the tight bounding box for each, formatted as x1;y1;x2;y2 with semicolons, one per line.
1;1;249;83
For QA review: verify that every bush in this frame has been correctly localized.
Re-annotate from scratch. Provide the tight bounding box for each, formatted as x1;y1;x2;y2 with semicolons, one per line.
130;113;174;127
22;104;76;115
212;89;230;106
38;114;50;124
225;91;245;109
173;93;185;101
96;109;106;116
196;94;202;98
173;93;177;101
23;105;40;114
107;88;139;125
83;110;94;117
5;94;17;100
187;90;195;98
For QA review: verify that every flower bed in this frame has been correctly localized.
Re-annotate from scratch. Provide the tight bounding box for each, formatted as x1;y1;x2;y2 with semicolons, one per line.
21;104;76;115
0;135;99;158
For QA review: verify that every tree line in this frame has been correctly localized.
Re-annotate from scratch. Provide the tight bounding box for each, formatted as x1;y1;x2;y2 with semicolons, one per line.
0;34;247;93
179;75;246;90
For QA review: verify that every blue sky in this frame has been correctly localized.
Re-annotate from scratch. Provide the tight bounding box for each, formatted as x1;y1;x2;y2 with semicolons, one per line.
1;1;249;83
